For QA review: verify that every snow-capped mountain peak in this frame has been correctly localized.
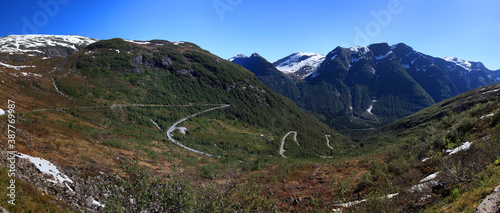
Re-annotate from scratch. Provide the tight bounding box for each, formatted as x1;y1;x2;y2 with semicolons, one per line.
0;34;98;57
250;53;262;58
348;46;369;54
443;57;472;71
228;54;248;62
274;52;326;79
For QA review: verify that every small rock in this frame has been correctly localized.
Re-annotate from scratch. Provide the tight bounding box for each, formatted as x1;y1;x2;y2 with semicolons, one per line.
56;182;65;189
0;206;9;213
66;190;77;197
86;196;94;207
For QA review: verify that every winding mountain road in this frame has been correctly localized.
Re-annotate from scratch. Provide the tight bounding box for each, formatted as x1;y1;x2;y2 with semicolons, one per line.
279;132;337;159
28;103;226;113
24;103;230;158
326;134;333;149
279;131;298;158
151;104;230;158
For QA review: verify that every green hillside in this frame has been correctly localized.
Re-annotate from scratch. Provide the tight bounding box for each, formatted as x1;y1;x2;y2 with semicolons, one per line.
55;38;351;158
1;36;499;212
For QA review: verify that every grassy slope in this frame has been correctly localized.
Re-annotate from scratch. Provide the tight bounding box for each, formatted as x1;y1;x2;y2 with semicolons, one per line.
54;38;352;158
0;38;352;211
1;37;499;212
341;83;500;212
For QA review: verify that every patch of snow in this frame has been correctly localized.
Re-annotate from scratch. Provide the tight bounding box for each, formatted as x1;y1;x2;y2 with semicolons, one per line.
337;199;367;208
375;51;393;60
480;113;495;120
483;88;500;95
443;57;472;71
275;52;326;74
420;172;439;183
123;39;150;45
446;141;473;155
333;193;398;210
17;153;73;184
348;47;371;63
331;54;337;61
349;46;369;54
0;35;98;55
65;183;74;192
92;198;105;207
228;54;248;62
409;180;438;193
173;41;185;45
386;193;398;199
367;100;377;114
351;56;362;63
20;72;42;77
0;61;35;70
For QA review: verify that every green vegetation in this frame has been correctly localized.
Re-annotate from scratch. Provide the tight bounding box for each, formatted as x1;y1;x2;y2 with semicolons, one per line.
56;38;352;158
0;168;75;212
105;163;278;212
3;37;500;212
343;85;500;212
229;54;301;101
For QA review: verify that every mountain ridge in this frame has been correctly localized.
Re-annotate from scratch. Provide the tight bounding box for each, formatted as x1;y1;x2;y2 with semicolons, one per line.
230;42;500;129
1;34;500;212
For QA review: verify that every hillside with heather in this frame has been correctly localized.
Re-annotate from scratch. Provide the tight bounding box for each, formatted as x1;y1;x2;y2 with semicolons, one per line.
0;35;499;212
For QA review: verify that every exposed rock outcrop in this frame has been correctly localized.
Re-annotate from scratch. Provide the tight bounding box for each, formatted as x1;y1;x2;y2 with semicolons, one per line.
477;184;500;213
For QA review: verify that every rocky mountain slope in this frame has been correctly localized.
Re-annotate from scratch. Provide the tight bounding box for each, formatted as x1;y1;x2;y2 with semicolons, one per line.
0;35;499;212
0;35;351;212
229;53;301;101
232;43;500;129
273;52;325;80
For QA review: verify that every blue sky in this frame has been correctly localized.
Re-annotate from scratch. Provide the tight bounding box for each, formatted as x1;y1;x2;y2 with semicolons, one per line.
1;0;499;69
